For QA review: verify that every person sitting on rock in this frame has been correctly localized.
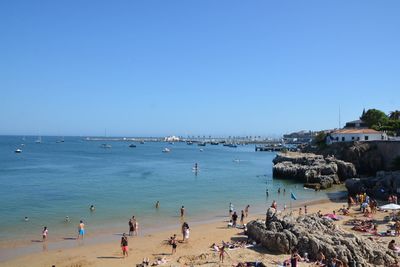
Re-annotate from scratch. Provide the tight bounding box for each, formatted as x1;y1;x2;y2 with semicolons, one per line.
265;201;278;225
388;239;400;253
315;250;326;265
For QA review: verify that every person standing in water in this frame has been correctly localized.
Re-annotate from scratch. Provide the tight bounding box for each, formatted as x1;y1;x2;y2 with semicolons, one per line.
77;220;85;240
229;202;234;216
89;205;95;211
155;201;160;209
266;188;269;197
244;205;250;217
120;233;128;258
180;206;185;217
42;226;48;242
128;219;134;236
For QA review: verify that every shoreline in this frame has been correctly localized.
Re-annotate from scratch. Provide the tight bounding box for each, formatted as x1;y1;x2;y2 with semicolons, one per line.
0;190;347;264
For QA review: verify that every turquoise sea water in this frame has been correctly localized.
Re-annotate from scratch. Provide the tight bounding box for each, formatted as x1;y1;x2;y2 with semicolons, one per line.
0;136;331;245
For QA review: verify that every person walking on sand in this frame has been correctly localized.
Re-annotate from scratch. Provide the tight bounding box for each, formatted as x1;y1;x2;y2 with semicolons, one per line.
181;222;189;241
240;210;245;225
42;226;48;242
180;206;185;217
77;220;85;240
229;202;234;216
128;219;134;236
304;205;308;215
171;234;177;254
219;245;228;263
232;211;238;227
245;205;250;217
120;233;128;258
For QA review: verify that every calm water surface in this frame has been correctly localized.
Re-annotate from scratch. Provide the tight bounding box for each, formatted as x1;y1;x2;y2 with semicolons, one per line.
0;136;330;242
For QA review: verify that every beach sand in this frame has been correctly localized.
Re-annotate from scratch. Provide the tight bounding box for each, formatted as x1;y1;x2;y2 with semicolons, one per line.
1;197;397;267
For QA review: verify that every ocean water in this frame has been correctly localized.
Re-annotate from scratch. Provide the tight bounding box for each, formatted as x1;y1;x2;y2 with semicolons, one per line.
0;136;331;243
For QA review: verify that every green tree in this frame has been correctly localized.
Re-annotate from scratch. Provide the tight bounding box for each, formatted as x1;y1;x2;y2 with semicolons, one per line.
360;109;388;130
389;110;400;120
313;132;327;148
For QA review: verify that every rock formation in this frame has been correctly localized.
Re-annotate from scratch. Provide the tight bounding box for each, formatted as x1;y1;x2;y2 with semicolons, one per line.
247;215;396;266
345;171;400;200
272;152;357;189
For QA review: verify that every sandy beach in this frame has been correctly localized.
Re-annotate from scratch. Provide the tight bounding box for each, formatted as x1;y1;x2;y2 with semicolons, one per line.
0;196;361;267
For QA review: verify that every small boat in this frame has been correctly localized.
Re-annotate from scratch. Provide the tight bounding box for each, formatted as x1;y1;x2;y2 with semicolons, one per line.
100;144;112;149
129;144;136;148
186;141;193;145
227;143;237;148
15;148;22;153
20;144;25;147
210;142;219;145
162;148;171;153
197;142;206;147
199;148;204;152
35;136;42;143
140;141;145;144
169;142;174;145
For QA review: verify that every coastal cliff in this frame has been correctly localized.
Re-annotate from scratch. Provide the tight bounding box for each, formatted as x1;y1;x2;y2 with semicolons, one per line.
345;171;400;200
272;152;357;189
306;141;400;175
247;215;396;266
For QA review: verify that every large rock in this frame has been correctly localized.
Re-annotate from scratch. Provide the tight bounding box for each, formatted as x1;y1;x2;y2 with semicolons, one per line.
345;171;400;200
247;215;396;266
273;152;357;189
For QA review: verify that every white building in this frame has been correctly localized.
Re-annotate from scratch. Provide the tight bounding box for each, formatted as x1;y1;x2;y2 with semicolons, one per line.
164;135;180;142
326;128;387;144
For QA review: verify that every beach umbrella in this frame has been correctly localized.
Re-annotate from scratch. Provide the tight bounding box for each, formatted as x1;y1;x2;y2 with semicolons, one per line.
380;203;400;210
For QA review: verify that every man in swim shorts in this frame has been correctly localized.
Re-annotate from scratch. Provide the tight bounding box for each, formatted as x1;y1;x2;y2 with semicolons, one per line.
77;220;85;240
121;233;128;257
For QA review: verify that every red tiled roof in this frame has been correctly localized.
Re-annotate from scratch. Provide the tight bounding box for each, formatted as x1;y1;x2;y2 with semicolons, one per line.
332;128;382;134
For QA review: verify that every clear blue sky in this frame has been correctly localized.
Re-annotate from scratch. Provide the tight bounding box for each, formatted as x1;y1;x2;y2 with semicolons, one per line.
1;1;399;137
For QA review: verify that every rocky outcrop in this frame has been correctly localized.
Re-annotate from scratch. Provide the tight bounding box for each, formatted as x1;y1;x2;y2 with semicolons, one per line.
305;141;400;175
272;152;357;189
247;215;396;266
345;171;400;200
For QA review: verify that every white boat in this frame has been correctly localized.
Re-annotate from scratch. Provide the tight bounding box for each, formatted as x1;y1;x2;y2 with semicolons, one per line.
199;148;204;152
162;148;171;153
100;144;112;149
35;136;42;143
15;148;22;153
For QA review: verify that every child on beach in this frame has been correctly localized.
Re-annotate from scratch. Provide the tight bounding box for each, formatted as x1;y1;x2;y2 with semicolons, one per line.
42;226;48;241
219;245;228;263
77;220;85;240
120;233;128;257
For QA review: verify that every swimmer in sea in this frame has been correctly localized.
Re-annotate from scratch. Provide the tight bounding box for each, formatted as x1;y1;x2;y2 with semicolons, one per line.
24;217;29;222
65;216;70;222
156;201;160;209
90;205;95;211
